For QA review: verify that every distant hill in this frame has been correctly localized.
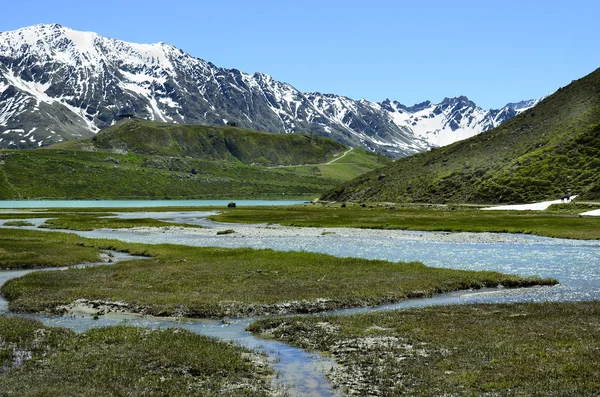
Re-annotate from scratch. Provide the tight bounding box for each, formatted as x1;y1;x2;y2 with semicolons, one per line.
0;121;388;200
55;118;347;166
323;68;600;204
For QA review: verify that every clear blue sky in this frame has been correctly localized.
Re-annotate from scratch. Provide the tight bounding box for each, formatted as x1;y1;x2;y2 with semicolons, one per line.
3;0;599;109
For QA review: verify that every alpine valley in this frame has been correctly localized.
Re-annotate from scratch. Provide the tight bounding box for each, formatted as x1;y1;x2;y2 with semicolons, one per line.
0;24;541;158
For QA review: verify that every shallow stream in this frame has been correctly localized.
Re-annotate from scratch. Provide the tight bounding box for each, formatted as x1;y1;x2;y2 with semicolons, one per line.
69;212;600;302
1;210;599;395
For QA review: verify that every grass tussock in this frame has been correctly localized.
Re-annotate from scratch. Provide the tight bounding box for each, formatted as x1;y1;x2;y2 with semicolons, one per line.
0;316;274;396
1;229;555;317
38;213;201;231
249;301;600;396
216;229;236;235
2;221;34;227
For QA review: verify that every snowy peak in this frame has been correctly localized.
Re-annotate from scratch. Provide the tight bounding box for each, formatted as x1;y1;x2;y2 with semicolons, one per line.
0;24;541;157
439;96;475;107
0;24;192;78
504;98;543;112
378;95;545;148
399;100;433;113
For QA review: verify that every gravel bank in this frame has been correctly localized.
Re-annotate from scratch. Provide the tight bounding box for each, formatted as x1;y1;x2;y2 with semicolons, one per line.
110;222;537;244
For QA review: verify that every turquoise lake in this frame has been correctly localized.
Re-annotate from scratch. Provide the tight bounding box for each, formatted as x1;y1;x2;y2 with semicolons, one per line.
0;199;306;208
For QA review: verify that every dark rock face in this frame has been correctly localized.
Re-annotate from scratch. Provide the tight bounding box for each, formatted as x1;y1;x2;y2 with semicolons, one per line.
0;25;538;158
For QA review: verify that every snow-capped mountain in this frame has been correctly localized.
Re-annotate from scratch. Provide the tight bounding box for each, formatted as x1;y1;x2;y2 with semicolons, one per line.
0;24;542;157
380;96;542;148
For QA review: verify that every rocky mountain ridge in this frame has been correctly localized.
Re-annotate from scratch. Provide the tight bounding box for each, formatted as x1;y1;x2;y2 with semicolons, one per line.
0;24;541;157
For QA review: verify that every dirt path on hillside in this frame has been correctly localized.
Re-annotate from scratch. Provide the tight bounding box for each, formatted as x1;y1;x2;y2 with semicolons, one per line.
269;147;354;168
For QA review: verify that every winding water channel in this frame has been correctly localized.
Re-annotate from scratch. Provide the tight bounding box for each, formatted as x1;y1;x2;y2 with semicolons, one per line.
1;209;599;396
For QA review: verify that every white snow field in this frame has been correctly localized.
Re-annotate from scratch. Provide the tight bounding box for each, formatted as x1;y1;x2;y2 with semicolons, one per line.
481;196;578;211
580;209;600;216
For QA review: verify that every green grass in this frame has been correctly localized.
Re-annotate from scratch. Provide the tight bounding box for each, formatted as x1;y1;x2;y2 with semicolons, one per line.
0;120;391;200
249;301;600;396
0;208;204;231
582;181;600;200
2;221;34;227
323;67;600;204
0;229;555;317
0;148;336;200
546;202;600;214
211;204;600;240
0;206;218;218
0;228;103;269
0;213;60;220
285;148;392;181
216;229;236;235
0;315;73;370
0;146;385;200
37;213;200;231
0;316;273;396
58;118;347;166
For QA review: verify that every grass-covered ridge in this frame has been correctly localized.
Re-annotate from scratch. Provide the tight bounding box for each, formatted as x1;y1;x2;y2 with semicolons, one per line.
0;149;382;200
323;67;600;204
0;122;386;200
57;118;347;166
0;316;274;396
249;301;600;396
0;148;329;199
211;204;600;240
0;229;555;317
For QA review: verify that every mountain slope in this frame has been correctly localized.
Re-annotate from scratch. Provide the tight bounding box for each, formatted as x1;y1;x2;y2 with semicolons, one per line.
0;148;334;200
0;24;538;158
55;118;347;166
0;120;387;200
322;67;600;204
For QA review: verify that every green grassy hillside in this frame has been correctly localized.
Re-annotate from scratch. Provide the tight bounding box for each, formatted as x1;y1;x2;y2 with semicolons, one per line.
0;124;385;199
284;148;392;179
0;149;324;199
323;67;600;204
56;119;347;166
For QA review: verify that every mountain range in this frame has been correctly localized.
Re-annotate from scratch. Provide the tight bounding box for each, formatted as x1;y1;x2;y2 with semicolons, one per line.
323;67;600;204
0;24;542;157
